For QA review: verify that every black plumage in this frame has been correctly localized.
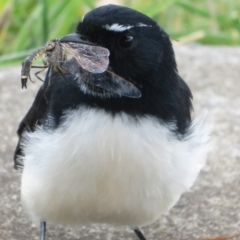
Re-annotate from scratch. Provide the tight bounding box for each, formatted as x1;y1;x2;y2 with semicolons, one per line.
15;5;193;170
14;5;204;240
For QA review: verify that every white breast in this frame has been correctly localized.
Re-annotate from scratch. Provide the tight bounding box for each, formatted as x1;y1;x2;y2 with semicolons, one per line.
20;108;211;227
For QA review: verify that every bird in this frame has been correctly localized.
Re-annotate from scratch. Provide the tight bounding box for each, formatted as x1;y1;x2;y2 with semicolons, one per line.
14;4;211;240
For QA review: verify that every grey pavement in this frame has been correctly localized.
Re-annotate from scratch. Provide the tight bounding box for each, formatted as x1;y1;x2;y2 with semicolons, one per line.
0;44;240;240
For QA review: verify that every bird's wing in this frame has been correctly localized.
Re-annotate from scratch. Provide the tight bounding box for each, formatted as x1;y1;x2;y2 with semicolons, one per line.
177;73;193;117
14;83;51;170
14;58;82;170
14;63;65;170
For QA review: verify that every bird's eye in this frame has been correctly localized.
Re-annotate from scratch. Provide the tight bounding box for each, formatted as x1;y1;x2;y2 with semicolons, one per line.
119;35;134;49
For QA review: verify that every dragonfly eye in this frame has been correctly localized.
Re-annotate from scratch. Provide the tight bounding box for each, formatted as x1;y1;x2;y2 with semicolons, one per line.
118;35;134;49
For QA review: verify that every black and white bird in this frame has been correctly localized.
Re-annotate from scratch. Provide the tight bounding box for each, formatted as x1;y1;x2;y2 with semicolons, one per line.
14;4;211;240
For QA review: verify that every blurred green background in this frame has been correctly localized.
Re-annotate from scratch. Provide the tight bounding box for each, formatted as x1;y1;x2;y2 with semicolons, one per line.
0;0;240;65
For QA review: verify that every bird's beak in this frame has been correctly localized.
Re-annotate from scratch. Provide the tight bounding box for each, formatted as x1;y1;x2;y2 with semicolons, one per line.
59;33;94;45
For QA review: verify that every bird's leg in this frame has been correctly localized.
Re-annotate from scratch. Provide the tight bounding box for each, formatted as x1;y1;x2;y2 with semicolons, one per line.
133;228;147;240
40;221;46;240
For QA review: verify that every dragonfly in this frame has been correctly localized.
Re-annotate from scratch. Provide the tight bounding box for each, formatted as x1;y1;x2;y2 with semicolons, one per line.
21;37;141;98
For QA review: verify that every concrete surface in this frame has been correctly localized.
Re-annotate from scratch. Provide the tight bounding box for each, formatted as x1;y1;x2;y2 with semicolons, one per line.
0;44;239;240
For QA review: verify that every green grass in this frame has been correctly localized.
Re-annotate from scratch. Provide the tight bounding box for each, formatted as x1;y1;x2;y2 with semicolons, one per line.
0;0;239;65
128;0;240;45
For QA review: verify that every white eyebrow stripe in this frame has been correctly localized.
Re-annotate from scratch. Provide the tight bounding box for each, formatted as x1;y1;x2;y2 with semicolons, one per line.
103;23;152;32
103;24;133;32
137;23;151;27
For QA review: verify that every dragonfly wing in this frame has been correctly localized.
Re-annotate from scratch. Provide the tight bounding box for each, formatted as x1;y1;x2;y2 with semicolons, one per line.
61;43;109;73
87;71;141;98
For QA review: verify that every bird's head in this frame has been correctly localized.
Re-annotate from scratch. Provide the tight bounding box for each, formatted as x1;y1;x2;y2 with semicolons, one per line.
60;4;178;99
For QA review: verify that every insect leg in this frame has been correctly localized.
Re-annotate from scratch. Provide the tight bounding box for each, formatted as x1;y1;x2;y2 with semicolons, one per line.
43;66;54;89
35;66;48;82
28;73;35;83
31;66;48;68
56;66;68;83
56;66;79;87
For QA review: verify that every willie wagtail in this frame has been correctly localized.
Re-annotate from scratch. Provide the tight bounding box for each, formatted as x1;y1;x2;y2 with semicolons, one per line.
14;4;211;240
